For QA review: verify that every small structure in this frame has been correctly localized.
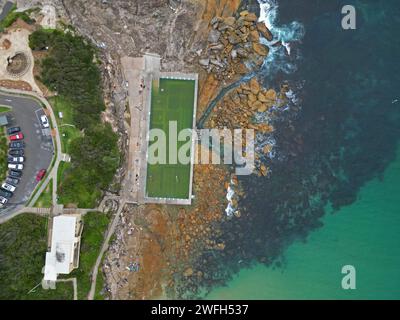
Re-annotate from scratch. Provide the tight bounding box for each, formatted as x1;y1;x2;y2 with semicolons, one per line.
42;215;83;288
0;115;8;126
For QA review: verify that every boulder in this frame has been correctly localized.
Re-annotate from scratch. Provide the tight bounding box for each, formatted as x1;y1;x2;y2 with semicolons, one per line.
248;93;257;102
208;29;221;43
210;16;223;27
260;164;268;176
224;16;236;26
209;43;224;51
265;89;277;101
236;47;249;58
243;12;258;22
256;22;273;41
210;58;224;68
249;29;260;42
228;33;241;45
250;78;260;95
252;42;269;56
258;91;268;102
199;58;210;67
257;103;268;113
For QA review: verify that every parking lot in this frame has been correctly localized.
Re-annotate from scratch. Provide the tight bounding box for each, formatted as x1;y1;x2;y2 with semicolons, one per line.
0;92;54;214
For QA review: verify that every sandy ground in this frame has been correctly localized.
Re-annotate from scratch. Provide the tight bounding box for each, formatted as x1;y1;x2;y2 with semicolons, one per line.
0;26;42;94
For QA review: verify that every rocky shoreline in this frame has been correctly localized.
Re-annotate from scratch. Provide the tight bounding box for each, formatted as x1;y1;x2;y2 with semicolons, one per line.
100;3;288;299
52;0;286;300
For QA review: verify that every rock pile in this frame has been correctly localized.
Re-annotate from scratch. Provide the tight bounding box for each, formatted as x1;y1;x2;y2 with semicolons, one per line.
198;11;273;80
207;77;276;131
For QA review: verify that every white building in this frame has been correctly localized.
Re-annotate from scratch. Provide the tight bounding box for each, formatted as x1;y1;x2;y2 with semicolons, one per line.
43;215;83;285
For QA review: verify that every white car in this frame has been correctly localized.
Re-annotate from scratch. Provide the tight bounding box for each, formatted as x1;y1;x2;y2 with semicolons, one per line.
1;183;16;193
0;196;8;207
40;115;50;128
8;163;23;171
9;156;24;163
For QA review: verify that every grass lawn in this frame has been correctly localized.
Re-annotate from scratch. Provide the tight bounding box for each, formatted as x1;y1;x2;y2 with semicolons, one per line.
49;96;82;154
0;214;73;300
0;105;12;113
0;128;8;182
68;212;110;300
146;78;195;199
34;179;53;208
57;161;101;208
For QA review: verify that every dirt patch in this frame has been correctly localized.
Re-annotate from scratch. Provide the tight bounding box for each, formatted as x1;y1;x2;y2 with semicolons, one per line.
0;23;42;93
0;79;32;91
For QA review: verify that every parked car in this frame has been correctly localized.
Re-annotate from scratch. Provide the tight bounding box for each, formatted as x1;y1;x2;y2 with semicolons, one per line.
7;127;21;135
1;183;16;193
0;196;8;207
9;133;24;141
9;149;24;156
6;177;19;186
8;156;24;163
9;141;25;149
0;189;13;199
36;169;46;181
8;163;23;171
9;170;22;178
40;115;50;128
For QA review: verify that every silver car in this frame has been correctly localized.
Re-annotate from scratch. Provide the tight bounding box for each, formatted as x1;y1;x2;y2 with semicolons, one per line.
0;196;8;207
40;115;50;128
8;163;24;171
1;183;16;193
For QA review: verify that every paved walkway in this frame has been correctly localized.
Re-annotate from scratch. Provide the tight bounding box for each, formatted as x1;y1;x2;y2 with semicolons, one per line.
87;200;126;300
121;54;160;204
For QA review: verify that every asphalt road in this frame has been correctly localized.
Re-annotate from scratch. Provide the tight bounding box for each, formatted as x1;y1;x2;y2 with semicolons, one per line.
0;93;54;215
0;1;13;22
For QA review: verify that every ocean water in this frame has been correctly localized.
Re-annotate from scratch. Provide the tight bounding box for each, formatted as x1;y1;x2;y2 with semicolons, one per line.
207;145;400;299
200;0;400;299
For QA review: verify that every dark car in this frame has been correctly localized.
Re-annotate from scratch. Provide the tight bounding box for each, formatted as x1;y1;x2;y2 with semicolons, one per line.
9;141;25;149
7;127;21;135
9;170;22;178
0;189;13;199
6;177;19;186
9;149;24;156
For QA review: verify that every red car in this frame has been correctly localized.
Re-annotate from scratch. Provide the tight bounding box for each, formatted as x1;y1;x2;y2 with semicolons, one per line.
36;169;46;182
9;133;24;141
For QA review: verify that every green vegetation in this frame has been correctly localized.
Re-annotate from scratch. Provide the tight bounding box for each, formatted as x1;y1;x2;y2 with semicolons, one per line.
0;5;35;31
30;29;120;208
34;179;53;208
0;128;8;182
146;78;195;199
0;105;11;113
49;96;82;154
68;212;109;300
0;214;73;300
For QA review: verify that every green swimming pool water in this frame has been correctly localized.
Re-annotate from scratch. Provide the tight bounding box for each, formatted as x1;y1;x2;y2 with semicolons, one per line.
207;146;400;300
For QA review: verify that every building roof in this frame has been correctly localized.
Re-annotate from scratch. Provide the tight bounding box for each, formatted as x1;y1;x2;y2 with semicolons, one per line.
44;215;79;281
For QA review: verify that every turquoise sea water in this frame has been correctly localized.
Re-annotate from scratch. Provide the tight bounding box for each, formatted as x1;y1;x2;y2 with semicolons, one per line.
207;145;400;299
189;0;400;299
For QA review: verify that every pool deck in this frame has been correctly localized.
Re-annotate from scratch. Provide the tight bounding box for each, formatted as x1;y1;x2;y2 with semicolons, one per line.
121;54;197;205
